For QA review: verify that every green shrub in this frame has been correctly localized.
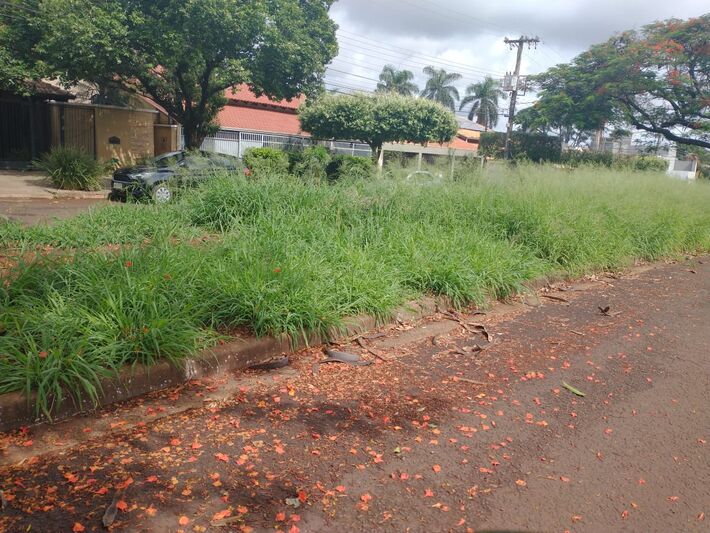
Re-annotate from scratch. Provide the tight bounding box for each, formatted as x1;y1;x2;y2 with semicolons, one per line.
242;147;289;177
33;147;106;191
560;151;614;168
326;155;374;182
480;132;562;162
452;155;483;181
288;146;331;182
560;151;668;172
617;155;667;172
0;243;213;417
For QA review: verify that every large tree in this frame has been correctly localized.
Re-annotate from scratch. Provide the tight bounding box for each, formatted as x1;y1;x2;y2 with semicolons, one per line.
520;62;616;148
6;0;338;149
0;2;48;94
420;67;461;111
515;104;591;148
530;14;710;149
298;93;458;162
376;65;418;97
459;76;506;130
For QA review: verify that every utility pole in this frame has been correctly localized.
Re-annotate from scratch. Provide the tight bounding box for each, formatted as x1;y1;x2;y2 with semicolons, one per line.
503;36;539;160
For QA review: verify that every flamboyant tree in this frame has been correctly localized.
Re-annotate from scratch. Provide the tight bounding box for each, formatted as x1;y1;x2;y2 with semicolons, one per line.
528;14;709;149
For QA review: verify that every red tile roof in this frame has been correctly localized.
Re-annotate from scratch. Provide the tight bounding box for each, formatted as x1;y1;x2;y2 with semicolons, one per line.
425;136;479;152
225;84;305;110
215;85;308;135
217;105;307;136
449;136;479;151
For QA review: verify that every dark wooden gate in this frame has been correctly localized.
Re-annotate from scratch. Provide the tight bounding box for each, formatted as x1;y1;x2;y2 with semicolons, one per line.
50;104;96;156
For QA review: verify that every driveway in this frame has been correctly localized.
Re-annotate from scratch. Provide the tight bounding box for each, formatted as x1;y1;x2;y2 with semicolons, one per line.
0;198;108;226
0;170;109;201
0;258;708;532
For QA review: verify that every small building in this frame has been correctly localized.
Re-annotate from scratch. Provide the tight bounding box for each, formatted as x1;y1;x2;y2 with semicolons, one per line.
0;81;180;169
454;117;486;151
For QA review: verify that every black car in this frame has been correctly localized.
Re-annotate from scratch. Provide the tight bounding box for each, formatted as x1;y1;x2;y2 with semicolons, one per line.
109;150;245;203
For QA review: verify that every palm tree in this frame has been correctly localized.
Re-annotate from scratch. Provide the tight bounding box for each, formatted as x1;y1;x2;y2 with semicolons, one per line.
376;65;418;97
420;67;462;111
459;76;506;130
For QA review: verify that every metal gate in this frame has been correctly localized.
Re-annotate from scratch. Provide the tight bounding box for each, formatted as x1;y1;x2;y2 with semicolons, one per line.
0;100;31;163
0;98;52;167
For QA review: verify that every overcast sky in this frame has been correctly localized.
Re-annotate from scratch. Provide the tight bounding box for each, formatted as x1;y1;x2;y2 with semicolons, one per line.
325;0;707;124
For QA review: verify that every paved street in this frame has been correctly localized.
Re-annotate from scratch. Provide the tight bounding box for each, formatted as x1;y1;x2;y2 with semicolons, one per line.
1;258;708;533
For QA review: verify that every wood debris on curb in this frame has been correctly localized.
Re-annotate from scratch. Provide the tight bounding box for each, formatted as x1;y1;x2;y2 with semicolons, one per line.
355;337;390;362
540;294;570;304
452;377;486;385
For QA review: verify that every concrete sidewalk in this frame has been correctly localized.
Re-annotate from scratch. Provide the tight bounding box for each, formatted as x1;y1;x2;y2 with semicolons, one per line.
0;170;109;200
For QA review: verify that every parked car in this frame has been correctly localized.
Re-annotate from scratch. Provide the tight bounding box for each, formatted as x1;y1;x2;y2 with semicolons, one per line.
109;150;245;203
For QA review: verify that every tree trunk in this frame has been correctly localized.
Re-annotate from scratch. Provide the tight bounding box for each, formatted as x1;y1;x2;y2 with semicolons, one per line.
183;122;208;151
369;143;384;175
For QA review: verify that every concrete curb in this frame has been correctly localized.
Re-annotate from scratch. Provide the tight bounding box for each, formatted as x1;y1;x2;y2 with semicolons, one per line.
0;190;110;200
0;297;445;432
47;189;110;200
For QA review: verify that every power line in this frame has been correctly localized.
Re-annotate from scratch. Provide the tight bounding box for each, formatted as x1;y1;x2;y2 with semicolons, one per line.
327;67;380;84
337;30;506;76
342;1;552;71
386;0;506;37
331;46;496;82
374;0;567;65
334;42;502;84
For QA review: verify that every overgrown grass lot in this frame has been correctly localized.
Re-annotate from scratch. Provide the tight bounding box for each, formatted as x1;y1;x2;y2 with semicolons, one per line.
2;164;710;415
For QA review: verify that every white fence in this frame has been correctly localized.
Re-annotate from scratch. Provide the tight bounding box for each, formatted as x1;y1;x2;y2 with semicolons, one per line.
200;129;371;158
666;158;698;180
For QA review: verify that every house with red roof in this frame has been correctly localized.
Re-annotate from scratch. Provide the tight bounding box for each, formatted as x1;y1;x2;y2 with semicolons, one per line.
204;85;371;158
204;85;480;160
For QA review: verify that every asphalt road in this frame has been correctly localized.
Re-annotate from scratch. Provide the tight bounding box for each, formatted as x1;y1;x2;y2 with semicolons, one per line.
0;258;708;533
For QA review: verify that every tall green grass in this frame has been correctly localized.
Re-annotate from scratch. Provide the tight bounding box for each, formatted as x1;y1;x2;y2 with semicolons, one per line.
2;165;709;415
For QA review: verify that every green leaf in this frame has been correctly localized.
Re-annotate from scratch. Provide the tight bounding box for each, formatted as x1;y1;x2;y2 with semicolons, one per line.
562;381;586;397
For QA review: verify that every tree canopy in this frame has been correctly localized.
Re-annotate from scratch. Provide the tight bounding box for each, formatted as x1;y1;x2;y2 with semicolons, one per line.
459;76;506;130
298;93;458;159
420;67;461;111
376;65;418;97
3;0;338;148
527;14;709;149
0;2;48;94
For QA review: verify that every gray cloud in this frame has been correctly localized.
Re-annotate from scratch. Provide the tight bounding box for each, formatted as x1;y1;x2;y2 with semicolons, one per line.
331;0;706;53
324;0;707;126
